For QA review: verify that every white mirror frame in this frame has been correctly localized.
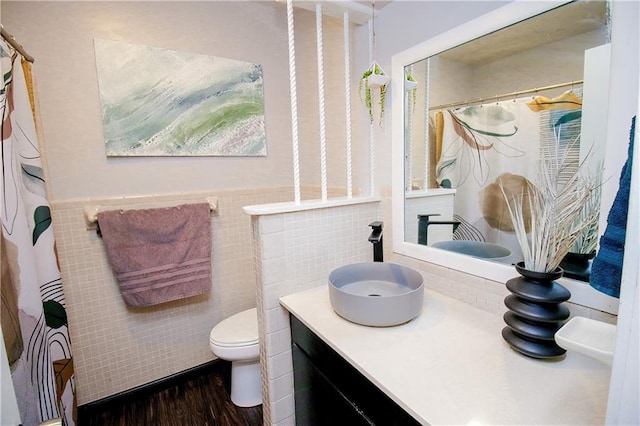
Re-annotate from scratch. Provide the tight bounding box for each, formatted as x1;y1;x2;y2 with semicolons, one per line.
391;0;619;314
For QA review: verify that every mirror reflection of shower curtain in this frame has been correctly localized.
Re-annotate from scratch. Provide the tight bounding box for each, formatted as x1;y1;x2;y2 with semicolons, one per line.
433;90;583;261
1;45;76;425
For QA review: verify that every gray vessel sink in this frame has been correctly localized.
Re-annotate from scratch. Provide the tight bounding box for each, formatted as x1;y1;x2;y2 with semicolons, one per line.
328;262;424;327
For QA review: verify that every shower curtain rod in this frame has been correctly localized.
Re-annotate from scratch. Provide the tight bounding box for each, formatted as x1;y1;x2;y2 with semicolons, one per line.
0;25;34;63
429;79;583;111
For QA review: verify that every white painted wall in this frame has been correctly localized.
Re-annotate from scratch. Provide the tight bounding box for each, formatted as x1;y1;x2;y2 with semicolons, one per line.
363;0;638;422
606;109;639;426
604;1;639;423
353;0;511;192
1;1;354;201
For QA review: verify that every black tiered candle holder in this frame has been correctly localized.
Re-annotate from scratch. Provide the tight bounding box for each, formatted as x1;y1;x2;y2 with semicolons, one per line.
502;262;571;360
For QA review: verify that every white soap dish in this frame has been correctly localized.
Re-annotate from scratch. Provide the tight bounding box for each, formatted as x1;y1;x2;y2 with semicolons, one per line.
555;316;616;366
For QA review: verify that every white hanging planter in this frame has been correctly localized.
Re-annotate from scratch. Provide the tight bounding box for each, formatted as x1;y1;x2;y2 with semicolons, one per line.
368;73;390;88
404;79;418;91
405;74;418;117
359;61;390;126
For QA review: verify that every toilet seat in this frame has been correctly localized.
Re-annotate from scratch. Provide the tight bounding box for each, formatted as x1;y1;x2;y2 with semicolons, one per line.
210;308;258;348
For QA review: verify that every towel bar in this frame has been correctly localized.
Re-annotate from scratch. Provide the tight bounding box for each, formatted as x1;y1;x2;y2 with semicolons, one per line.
84;197;218;230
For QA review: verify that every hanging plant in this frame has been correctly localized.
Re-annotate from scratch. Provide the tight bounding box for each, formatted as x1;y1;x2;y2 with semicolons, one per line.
359;61;390;126
405;72;418;115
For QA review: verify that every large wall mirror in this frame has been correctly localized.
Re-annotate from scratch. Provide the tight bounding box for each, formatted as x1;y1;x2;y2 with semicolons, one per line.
391;0;619;314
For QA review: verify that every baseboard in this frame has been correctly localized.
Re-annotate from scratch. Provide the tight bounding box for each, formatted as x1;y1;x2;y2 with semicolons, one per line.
77;360;227;421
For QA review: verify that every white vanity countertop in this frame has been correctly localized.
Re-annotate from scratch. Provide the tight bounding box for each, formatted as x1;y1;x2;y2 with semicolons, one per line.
280;286;611;425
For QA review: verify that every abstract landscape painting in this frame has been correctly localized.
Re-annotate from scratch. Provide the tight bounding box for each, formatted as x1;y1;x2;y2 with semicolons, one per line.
94;39;266;156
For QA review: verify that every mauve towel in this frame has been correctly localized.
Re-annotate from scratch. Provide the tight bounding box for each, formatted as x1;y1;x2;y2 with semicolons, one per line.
97;203;212;307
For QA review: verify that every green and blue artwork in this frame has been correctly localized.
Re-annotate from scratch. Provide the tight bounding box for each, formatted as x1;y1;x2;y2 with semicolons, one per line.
94;39;266;156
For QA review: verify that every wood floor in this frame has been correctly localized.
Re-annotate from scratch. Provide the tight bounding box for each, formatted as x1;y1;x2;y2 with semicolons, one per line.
81;361;263;426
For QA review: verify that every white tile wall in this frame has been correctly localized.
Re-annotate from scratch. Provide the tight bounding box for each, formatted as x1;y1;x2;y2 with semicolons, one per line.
53;185;352;405
391;253;618;323
251;201;382;425
52;187;295;404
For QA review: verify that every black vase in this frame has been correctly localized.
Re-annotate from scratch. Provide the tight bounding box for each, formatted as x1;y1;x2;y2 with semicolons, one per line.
559;251;596;282
502;262;570;360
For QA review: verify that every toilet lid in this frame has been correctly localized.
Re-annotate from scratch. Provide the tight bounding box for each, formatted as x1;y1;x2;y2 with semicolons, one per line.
210;308;259;348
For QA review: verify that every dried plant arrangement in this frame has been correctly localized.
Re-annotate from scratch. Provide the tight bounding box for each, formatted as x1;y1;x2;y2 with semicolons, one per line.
501;129;600;273
570;165;603;255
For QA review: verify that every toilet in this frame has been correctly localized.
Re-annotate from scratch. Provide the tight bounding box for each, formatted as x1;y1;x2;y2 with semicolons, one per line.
209;307;262;407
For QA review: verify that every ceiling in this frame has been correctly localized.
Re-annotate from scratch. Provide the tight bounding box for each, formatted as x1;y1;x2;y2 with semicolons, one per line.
283;0;392;25
438;1;608;66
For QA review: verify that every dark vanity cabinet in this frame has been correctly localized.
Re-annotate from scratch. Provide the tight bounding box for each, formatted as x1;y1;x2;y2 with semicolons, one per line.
290;315;421;425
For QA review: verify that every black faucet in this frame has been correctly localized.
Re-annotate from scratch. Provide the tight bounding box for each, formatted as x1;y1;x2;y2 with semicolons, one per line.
417;214;461;245
368;221;384;262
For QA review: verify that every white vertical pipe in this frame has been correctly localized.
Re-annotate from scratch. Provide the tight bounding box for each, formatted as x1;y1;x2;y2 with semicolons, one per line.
368;19;375;196
316;4;328;201
368;19;374;68
344;12;353;198
423;58;431;189
407;64;414;191
369;119;376;195
287;0;301;204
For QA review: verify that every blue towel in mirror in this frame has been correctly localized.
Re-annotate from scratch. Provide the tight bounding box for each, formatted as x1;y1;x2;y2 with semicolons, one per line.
590;116;635;298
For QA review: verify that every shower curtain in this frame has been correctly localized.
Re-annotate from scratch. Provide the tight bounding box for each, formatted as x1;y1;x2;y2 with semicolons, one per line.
433;91;583;259
1;44;76;425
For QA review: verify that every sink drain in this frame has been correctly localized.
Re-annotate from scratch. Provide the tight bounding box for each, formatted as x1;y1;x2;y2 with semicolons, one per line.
368;294;382;297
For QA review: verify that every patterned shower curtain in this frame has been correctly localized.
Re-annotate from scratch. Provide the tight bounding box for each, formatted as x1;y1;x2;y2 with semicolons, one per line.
1;43;76;425
433;91;583;260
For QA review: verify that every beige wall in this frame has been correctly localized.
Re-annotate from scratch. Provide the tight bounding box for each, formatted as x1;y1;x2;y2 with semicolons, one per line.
2;1;359;201
2;0;362;405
